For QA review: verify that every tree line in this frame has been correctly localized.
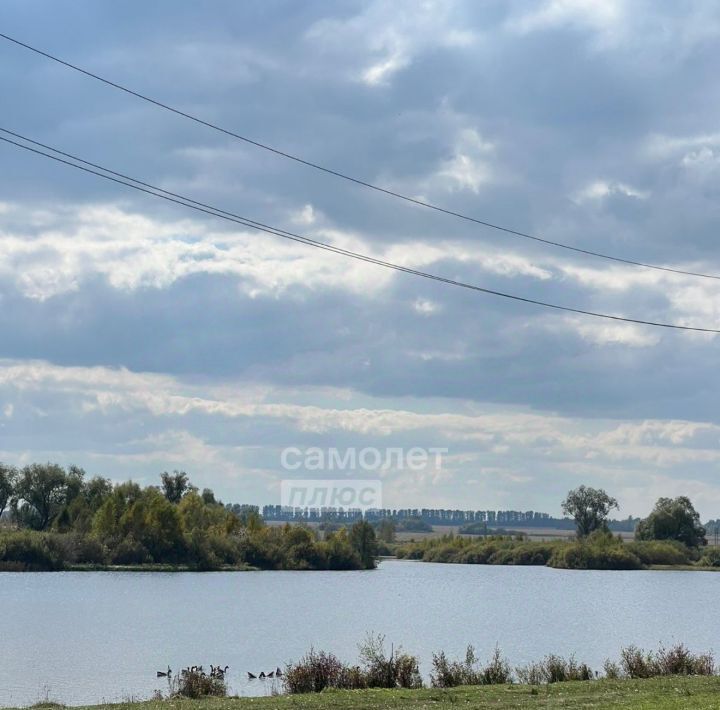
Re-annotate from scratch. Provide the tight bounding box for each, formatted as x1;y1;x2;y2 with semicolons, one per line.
261;504;640;530
0;463;378;571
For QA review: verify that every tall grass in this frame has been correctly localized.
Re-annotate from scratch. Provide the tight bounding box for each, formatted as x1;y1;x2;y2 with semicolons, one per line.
168;670;226;698
516;655;593;684
284;636;421;694
283;649;362;693
284;640;716;695
619;644;714;678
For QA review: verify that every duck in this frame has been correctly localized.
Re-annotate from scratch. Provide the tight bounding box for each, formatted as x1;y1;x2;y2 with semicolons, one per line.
267;671;275;678
259;671;266;679
276;667;282;677
156;666;171;678
247;672;257;680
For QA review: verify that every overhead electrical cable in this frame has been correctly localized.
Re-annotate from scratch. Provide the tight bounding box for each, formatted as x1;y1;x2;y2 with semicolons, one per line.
1;128;718;334
1;31;719;281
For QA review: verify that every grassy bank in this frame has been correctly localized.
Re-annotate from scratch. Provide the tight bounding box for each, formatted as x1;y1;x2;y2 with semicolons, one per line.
27;677;720;709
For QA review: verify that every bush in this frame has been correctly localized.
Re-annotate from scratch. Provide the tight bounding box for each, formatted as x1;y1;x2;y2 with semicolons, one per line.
626;540;691;566
699;547;720;567
423;542;465;564
400;536;562;567
358;634;422;689
618;644;714;678
73;536;108;564
284;638;422;695
430;646;512;687
110;537;151;565
394;653;423;689
514;661;546;686
49;534;108;565
478;647;513;685
171;670;226;698
516;654;592;685
549;536;642;570
431;648;480;688
489;543;555;566
603;659;621;679
0;531;64;571
283;649;349;694
655;644;714;676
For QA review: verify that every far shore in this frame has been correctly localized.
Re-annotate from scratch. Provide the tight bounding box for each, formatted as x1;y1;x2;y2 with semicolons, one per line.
3;556;720;573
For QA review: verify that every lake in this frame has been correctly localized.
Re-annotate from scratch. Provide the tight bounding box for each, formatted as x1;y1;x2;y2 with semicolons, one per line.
1;559;718;706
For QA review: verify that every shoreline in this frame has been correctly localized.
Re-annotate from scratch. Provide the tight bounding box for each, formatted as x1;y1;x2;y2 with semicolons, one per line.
11;677;720;710
2;557;720;572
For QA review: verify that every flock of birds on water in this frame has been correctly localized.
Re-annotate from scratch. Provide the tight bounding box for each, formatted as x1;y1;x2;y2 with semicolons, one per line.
156;665;283;681
247;668;283;680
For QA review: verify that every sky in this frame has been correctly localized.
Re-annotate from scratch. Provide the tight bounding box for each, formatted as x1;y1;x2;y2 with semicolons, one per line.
2;0;720;518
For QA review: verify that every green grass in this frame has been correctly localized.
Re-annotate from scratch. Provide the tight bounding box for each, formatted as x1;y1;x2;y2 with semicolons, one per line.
25;677;720;710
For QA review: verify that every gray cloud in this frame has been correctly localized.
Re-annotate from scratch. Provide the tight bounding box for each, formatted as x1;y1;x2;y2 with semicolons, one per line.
2;0;720;514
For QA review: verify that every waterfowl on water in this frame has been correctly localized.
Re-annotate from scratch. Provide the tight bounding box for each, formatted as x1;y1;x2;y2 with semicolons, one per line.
259;671;266;679
247;672;257;679
276;667;282;677
210;665;229;679
156;666;171;678
267;671;274;678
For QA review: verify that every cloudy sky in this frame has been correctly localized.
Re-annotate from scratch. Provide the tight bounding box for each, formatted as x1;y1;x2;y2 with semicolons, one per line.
2;1;720;517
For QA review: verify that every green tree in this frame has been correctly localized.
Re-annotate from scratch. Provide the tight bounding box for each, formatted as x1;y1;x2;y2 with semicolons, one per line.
350;519;378;569
12;463;68;530
324;528;361;570
160;470;190;503
201;488;217;505
376;518;396;544
0;463;17;519
92;495;123;541
143;490;187;561
562;485;619;538
635;496;707;548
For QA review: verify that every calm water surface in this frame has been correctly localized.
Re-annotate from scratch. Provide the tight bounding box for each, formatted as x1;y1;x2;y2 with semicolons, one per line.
1;559;718;706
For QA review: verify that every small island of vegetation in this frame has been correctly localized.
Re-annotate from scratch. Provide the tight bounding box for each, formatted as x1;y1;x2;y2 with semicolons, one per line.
397;486;720;571
0;462;378;571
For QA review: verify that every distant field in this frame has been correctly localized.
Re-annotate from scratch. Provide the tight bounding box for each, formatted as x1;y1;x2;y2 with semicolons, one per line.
267;520;720;546
394;525;636;542
268;522;637;543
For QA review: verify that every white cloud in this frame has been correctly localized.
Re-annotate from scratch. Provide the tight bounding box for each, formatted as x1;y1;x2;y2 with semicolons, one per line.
362;51;411;86
4;358;720;513
291;204;318;226
682;146;720;168
573;180;649;203
565;317;660;347
644;132;720;160
3;358;719;464
305;0;477;86
413;298;440;315
508;0;627;42
0;202;553;300
435;128;495;193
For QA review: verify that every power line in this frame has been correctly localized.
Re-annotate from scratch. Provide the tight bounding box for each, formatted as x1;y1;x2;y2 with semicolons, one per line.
1;127;718;334
2;31;719;282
